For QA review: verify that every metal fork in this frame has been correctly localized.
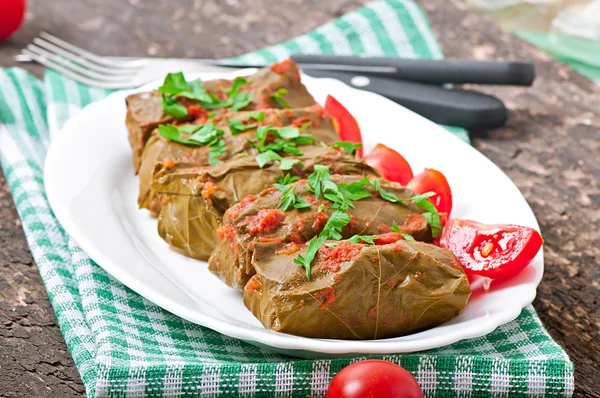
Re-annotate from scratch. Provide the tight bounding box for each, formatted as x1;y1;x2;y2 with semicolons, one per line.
18;32;238;89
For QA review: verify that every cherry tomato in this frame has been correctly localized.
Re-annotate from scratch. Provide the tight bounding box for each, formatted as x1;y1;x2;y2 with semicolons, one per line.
407;168;453;216
364;144;414;186
0;0;27;41
324;95;363;157
326;360;423;398
440;219;543;280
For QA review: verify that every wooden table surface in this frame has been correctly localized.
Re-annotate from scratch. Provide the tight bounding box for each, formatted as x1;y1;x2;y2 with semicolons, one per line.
0;0;598;396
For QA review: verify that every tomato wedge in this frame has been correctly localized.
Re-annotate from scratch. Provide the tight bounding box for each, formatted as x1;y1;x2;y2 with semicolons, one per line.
440;219;543;280
364;144;414;186
324;95;363;157
407;168;453;216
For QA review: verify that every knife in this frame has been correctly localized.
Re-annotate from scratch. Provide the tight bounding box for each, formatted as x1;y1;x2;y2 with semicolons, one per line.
304;70;507;131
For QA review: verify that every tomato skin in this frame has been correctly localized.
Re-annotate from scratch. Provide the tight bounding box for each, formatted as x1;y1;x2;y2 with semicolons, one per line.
407;168;453;216
324;95;363;157
440;219;543;280
0;0;26;41
364;144;414;186
326;360;423;398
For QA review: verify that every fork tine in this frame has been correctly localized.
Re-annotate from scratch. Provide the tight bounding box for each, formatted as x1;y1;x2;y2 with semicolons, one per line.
27;45;138;83
40;31;147;69
32;38;140;76
21;49;142;89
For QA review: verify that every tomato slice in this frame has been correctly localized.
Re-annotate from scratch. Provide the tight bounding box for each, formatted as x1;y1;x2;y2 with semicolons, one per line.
440;219;543;280
326;360;423;398
324;95;363;157
364;144;414;186
407;168;453;215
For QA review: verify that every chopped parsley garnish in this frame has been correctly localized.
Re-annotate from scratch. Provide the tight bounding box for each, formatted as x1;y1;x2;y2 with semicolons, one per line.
274;174;309;211
271;88;291;108
158;123;227;165
295;211;351;279
331;141;363;155
277;173;300;185
274;184;311;212
256;150;303;170
294;235;327;280
156;74;253;117
319;211;350;240
228;111;266;135
246;111;265;122
251;125;314;170
160;94;188;118
390;221;416;241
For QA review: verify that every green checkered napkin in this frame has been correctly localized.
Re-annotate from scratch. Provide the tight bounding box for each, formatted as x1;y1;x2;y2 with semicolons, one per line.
0;1;573;396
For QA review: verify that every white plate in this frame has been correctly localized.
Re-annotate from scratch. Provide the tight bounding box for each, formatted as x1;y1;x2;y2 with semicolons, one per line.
44;70;543;357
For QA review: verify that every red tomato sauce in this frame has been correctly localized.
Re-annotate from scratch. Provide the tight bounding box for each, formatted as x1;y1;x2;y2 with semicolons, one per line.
317;241;362;272
314;286;336;310
311;212;328;233
245;209;286;235
270;59;294;75
227;194;258;221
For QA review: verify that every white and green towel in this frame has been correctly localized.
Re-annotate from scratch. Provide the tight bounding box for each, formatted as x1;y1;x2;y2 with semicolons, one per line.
0;1;573;396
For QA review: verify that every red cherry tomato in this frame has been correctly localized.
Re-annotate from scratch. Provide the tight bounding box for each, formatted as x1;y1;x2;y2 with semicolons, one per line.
324;95;363;157
440;219;543;280
0;0;27;41
407;168;453;216
326;360;423;398
364;144;414;186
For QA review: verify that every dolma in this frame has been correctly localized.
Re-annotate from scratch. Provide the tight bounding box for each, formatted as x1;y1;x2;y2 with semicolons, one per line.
138;107;337;214
125;60;315;172
244;239;471;339
153;147;375;261
209;177;432;290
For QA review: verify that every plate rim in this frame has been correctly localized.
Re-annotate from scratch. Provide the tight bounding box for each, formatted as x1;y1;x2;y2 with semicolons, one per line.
44;71;543;355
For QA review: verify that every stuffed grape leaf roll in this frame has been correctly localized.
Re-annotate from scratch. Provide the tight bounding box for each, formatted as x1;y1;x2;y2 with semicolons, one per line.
209;177;433;290
153;147;375;260
243;239;471;339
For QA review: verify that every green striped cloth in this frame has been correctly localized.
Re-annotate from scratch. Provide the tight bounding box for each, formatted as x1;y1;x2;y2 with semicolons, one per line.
0;1;573;396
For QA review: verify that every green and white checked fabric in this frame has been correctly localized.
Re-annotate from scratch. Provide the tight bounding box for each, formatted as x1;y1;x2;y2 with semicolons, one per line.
0;1;573;396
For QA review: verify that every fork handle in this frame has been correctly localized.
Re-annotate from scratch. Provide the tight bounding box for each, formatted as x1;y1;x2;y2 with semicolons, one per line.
292;54;535;86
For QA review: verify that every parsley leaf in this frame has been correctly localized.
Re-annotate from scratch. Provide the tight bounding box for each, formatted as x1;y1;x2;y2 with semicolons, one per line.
383;191;441;238
390;221;416;241
182;79;213;103
331;141;363;155
307;165;331;200
348;235;375;244
158;124;200;146
271;88;291;108
294;235;327;280
410;194;442;238
246;111;265;123
228;119;256;135
274;184;311;211
157;72;188;95
369;179;402;203
158;123;227;165
277;174;300;185
256;150;303;170
160;94;188;118
209;139;227;165
319;211;350;240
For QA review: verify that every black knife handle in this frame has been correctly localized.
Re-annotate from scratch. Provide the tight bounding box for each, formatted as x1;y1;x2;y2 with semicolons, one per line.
305;70;507;131
292;54;535;86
